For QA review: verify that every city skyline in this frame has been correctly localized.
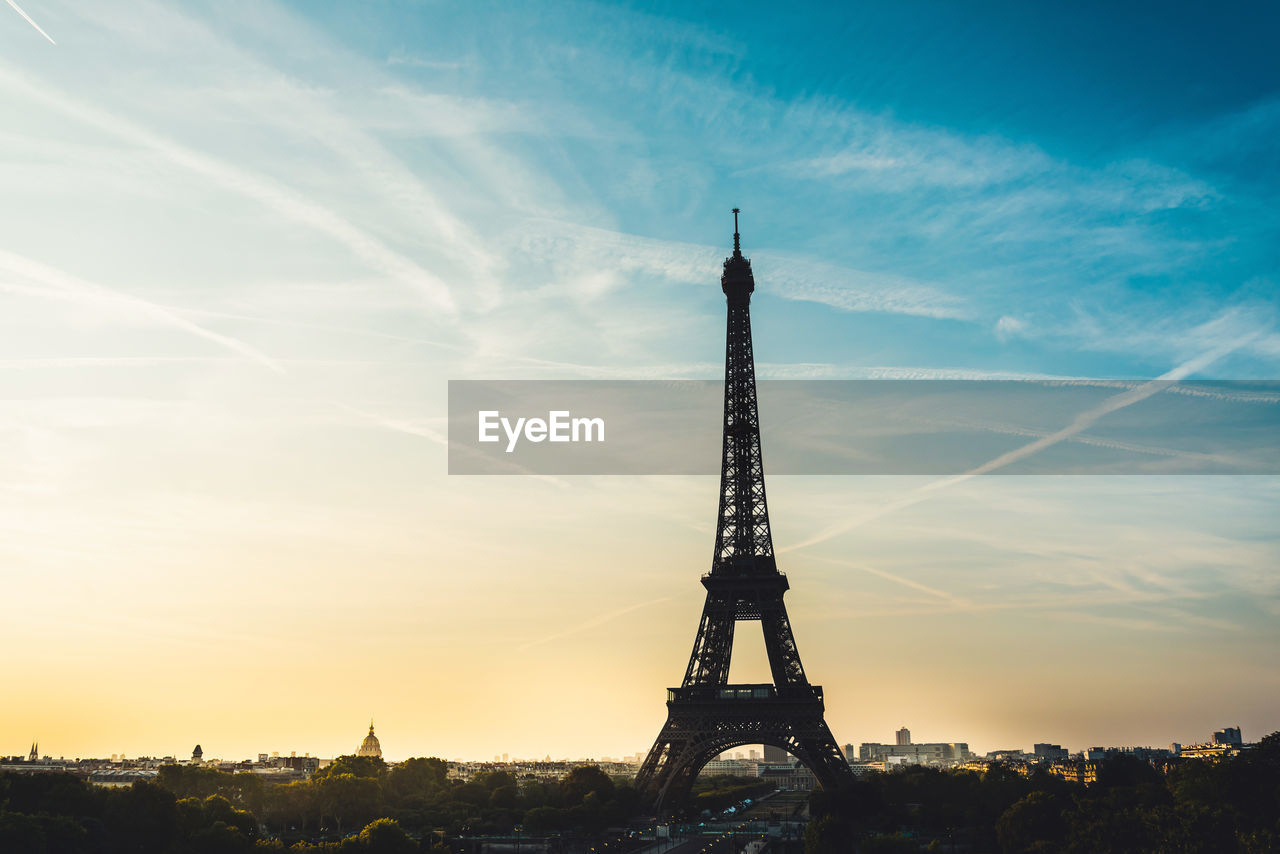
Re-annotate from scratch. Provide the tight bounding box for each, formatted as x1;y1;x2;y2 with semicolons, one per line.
2;1;1278;764
10;719;1259;767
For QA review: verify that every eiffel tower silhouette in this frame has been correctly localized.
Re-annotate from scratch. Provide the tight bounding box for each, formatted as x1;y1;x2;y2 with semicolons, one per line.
634;211;854;811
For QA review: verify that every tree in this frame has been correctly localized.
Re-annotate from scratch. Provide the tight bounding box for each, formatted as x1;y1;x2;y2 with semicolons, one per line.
475;770;518;793
1062;803;1159;854
357;818;419;854
315;773;382;836
314;755;388;781
0;811;46;853
260;779;316;835
559;766;613;805
101;781;180;854
2;770;95;817
804;813;853;854
156;763;265;813
489;785;518;809
453;781;489;807
201;793;258;838
385;757;448;803
189;820;254;854
1094;754;1166;795
996;792;1067;853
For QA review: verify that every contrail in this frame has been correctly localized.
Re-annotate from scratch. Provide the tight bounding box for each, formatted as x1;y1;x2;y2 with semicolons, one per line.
0;248;286;375
4;0;55;45
0;64;456;314
332;403;448;447
179;305;467;355
807;554;967;605
518;597;672;651
780;328;1265;554
334;402;569;487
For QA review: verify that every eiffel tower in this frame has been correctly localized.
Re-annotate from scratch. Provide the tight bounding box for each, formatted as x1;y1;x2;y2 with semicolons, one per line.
634;211;854;812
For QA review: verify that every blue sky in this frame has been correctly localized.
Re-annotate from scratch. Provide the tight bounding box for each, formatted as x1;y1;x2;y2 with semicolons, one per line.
272;0;1280;381
1;0;1277;760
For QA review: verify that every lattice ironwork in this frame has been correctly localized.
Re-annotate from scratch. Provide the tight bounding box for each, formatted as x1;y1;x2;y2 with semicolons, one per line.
635;212;854;813
634;688;853;811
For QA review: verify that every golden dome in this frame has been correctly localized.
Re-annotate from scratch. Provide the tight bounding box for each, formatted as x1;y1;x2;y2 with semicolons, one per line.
357;721;382;759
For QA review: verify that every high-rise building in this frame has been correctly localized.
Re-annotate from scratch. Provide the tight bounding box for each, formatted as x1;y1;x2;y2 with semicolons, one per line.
1033;743;1069;761
1212;727;1242;746
896;727;911;746
764;744;789;763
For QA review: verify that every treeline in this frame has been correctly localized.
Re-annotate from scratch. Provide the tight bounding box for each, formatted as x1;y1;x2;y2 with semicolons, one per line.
0;756;642;853
1;772;262;854
806;731;1280;853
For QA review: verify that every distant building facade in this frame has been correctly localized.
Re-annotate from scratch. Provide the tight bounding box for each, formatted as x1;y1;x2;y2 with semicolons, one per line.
756;762;817;791
860;738;971;765
763;744;789;763
1033;743;1069;761
855;727;970;767
1178;726;1247;760
1213;727;1243;746
1048;760;1101;785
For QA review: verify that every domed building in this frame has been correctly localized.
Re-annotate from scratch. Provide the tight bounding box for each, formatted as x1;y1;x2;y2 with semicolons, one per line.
357;721;382;759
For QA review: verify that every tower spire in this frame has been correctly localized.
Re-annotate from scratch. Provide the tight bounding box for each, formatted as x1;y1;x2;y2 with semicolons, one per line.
732;207;741;255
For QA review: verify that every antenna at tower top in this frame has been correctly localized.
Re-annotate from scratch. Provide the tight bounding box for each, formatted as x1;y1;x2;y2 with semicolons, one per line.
732;208;741;253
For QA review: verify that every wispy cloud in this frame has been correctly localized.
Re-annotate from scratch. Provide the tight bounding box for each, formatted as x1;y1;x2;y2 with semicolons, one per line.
788;125;1052;191
385;50;473;71
0;62;458;315
755;253;969;320
0;248;286;374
